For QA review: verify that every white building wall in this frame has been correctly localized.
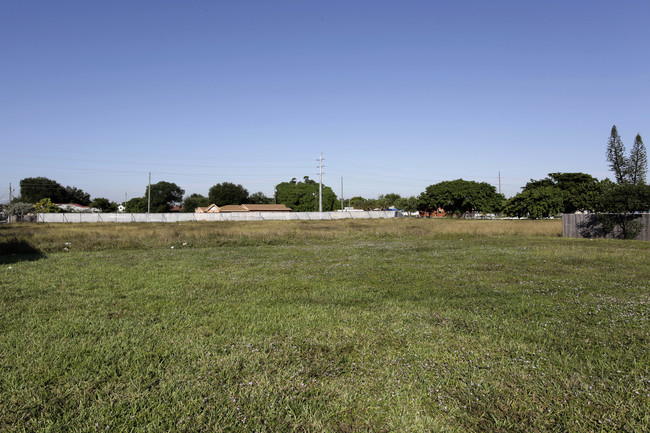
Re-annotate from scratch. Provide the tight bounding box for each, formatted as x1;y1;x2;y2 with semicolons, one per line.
37;211;401;223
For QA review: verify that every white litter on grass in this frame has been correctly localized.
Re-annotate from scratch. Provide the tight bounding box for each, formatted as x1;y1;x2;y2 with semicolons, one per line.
170;246;174;249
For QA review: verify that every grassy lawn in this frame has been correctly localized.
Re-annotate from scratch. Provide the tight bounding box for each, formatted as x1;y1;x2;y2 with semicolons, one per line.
1;219;648;432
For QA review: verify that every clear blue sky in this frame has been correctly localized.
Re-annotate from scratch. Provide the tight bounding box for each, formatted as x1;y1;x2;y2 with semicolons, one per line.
2;0;649;204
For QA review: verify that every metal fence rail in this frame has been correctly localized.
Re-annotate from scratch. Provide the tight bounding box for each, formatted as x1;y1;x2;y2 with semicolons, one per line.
37;211;400;223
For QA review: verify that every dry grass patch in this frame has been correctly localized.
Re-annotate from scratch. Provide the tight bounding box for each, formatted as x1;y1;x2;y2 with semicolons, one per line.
1;218;561;254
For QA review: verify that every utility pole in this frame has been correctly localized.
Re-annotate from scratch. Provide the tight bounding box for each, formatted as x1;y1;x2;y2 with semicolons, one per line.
498;171;502;195
8;183;13;223
147;172;151;213
340;177;344;210
318;153;323;212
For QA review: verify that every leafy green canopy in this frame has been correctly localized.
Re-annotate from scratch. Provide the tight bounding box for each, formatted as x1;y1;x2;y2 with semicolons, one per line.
124;181;185;213
208;182;249;206
418;179;504;214
504;171;650;218
89;197;118;212
124;197;147;213
182;194;209;212
146;181;184;213
524;173;601;214
19;177;91;205
33;198;60;213
377;193;401;209
595;182;650;214
394;196;419;213
248;191;273;204
347;195;417;212
505;173;601;217
585;182;650;239
347;197;379;211
275;176;337;212
503;186;565;219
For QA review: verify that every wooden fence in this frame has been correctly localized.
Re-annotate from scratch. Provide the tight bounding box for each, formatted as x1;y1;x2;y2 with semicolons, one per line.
562;213;650;241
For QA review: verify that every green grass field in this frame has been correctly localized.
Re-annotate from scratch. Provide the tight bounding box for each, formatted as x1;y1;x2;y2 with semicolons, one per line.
1;219;649;432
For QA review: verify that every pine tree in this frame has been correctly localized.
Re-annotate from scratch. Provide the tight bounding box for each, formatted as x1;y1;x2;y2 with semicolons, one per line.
606;125;628;184
627;133;648;185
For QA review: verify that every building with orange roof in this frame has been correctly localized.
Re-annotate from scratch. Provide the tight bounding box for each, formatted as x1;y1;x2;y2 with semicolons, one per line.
241;204;291;212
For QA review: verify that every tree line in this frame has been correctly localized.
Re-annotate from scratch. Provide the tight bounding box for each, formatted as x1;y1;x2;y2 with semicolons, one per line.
2;177;341;215
4;125;648;218
503;126;648;218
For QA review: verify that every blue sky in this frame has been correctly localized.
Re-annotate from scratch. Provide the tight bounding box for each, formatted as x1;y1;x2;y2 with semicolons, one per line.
2;0;649;204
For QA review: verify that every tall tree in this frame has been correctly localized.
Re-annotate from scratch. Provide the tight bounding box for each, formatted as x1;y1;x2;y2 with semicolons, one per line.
628;134;648;185
182;193;209;212
384;193;401;206
418;179;504;215
376;193;401;209
606;125;628;184
124;197;147;213
19;177;91;204
208;182;249;206
547;172;597;190
376;195;391;210
275;177;338;211
64;186;91;205
146;181;184;212
503;187;565;219
590;182;650;239
394;196;418;214
361;199;379;211
90;197;118;212
548;172;599;213
33;198;60;213
19;177;67;203
595;182;650;214
349;196;366;209
512;173;601;214
248;191;272;204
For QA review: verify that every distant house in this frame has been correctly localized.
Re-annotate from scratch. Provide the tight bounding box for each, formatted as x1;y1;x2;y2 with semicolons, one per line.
241;204;291;212
169;206;183;213
195;204;219;213
194;203;292;213
57;203;99;213
217;205;248;213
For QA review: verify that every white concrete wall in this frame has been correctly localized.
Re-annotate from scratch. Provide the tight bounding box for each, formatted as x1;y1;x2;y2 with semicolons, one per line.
37;210;401;223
